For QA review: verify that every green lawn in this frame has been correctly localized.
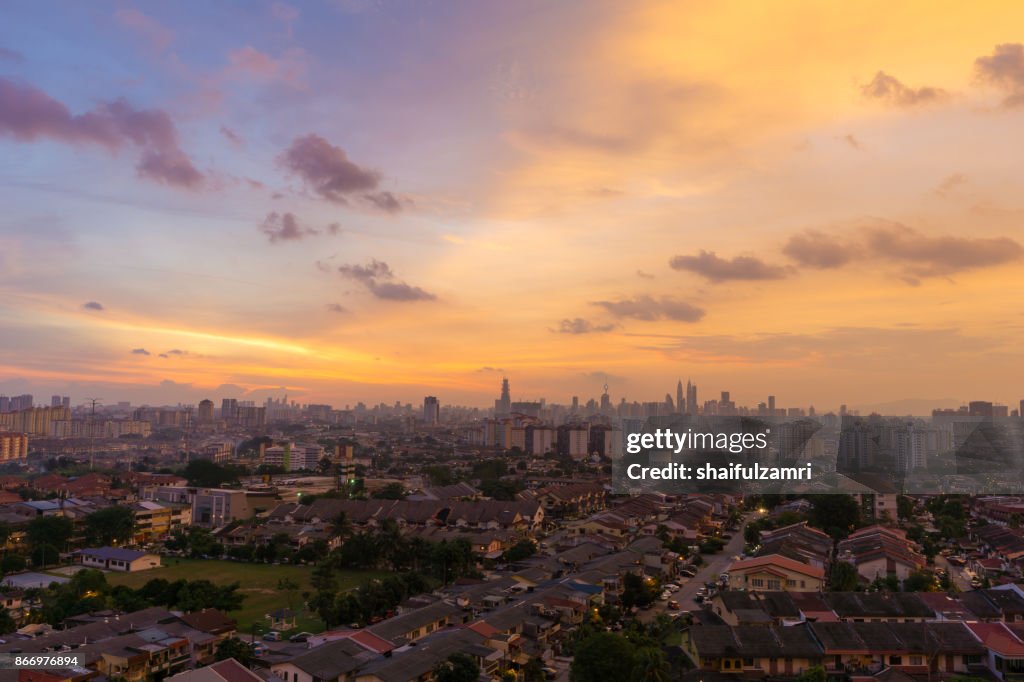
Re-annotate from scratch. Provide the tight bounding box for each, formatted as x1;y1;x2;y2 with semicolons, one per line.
103;558;384;635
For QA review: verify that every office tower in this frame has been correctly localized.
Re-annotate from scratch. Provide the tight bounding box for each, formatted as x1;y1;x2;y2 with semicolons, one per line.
423;396;440;425
571;396;579;413
221;398;238;424
768;395;776;415
62;396;70;409
676;380;684;414
686;380;697;415
51;395;61;407
495;378;511;417
969;401;994;418
8;395;32;411
0;397;7;413
197;399;215;424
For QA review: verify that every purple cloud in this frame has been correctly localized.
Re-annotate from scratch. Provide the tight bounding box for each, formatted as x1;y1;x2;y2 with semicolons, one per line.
338;259;436;301
260;212;318;243
0;78;204;189
280;134;405;211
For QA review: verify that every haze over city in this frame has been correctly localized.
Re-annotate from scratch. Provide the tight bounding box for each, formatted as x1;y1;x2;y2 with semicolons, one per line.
3;1;1024;409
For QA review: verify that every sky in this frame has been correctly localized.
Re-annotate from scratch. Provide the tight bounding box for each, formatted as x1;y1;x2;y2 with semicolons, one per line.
2;1;1024;412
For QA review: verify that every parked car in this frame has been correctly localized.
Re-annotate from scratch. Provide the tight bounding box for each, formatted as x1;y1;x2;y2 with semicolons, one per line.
251;642;269;656
693;595;705;604
667;599;681;610
262;631;282;642
290;632;314;643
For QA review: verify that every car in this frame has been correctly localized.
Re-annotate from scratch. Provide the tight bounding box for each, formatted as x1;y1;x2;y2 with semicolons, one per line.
667;584;679;592
289;632;314;643
693;595;705;604
543;667;558;680
667;599;681;610
262;631;282;641
719;573;730;582
659;592;670;601
251;642;269;656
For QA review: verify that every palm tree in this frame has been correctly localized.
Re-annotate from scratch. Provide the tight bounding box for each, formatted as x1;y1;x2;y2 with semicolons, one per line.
631;649;670;682
331;512;351;539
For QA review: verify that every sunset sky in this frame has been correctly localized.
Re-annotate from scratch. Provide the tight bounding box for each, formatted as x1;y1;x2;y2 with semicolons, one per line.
2;1;1024;412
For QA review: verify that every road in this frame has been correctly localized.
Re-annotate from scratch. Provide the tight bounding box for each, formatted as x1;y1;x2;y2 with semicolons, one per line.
639;512;757;622
933;554;973;591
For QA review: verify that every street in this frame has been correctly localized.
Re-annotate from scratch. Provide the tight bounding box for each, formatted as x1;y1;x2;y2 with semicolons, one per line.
933;554;974;591
639;512;756;623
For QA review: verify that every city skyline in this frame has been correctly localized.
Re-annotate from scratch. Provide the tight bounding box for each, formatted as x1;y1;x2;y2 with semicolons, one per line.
3;2;1024;408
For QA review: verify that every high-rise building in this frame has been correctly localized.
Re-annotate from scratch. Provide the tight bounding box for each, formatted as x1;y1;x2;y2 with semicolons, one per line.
495;378;511;417
676;380;684;414
686;381;697;415
768;395;776;416
221;398;238;424
197;399;215;424
423;396;440;425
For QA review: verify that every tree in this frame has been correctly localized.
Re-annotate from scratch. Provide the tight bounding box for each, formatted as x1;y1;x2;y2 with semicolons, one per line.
0;609;16;635
631;647;670;682
371;483;406;500
480;479;523;501
522;657;547;682
183;459;242;488
829;561;860;591
571;632;637;682
215;637;253;666
84;506;136;546
504;540;538;562
807;495;861;538
796;666;827;682
433;653;480;682
175;580;245;612
278;578;300;610
27;515;74;550
1;554;26;573
904;569;939;592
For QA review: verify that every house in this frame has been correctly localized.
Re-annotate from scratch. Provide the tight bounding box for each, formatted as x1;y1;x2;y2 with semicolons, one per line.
685;623;823;676
76;547;161;572
966;622;1024;680
837;526;925;582
810;621;985;676
270;638;377;682
169;658;264;682
822;592;934;623
726;554;825;592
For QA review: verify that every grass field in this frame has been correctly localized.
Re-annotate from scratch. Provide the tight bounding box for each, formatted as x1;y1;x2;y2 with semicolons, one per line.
102;558;385;635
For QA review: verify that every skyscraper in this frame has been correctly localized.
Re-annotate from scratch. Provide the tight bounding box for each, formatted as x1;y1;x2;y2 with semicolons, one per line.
676;380;684;414
495;378;511;417
197;399;214;424
423;396;440;425
686;381;697;415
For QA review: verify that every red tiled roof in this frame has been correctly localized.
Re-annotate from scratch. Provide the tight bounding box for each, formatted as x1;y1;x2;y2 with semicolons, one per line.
729;554;825;579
